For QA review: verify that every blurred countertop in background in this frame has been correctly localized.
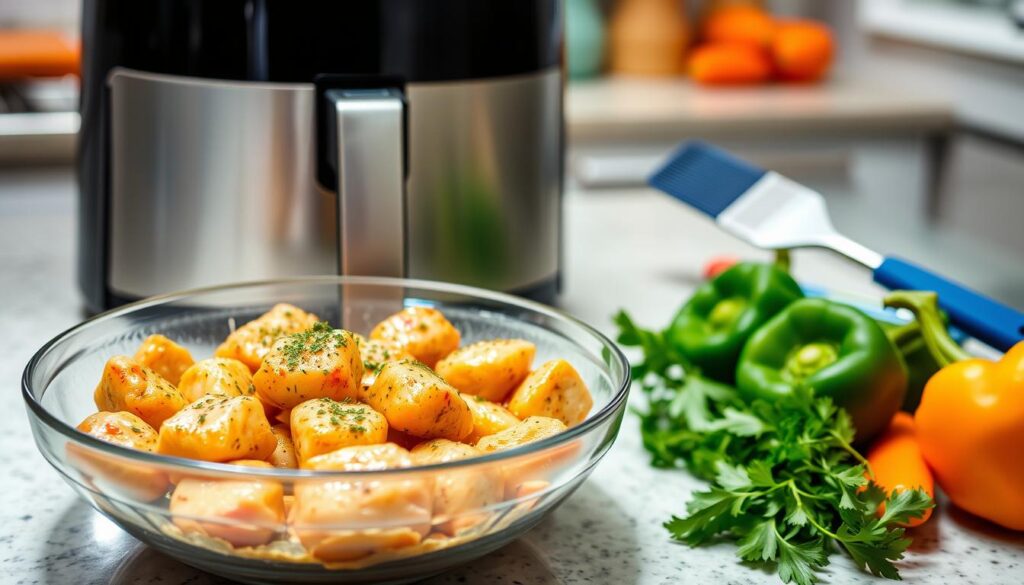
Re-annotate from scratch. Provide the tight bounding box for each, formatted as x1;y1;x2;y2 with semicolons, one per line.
567;75;953;145
0;73;957;166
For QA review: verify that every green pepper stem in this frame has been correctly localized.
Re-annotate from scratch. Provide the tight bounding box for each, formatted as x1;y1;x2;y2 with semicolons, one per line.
885;320;921;349
774;249;792;273
884;291;971;366
707;297;747;330
785;342;839;379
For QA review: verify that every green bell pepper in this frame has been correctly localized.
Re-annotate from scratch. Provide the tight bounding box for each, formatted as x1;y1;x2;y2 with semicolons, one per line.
666;262;803;383
735;297;907;442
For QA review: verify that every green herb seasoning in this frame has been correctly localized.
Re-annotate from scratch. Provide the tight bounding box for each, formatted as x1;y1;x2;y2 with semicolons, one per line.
280;322;348;370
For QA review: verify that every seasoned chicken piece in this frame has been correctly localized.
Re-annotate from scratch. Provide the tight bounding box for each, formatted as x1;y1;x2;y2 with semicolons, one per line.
354;334;414;393
411;439;502;535
474;416;567;453
177;357;254;403
157;395;276;462
215;303;321;372
170;460;285;547
370;307;460;367
290;398;388;466
301;442;409;471
506;359;593;427
291;443;432;562
435;339;535;402
476;416;573;498
72;412;168;501
93;355;188;429
362;360;473;441
268;424;298;469
77;411;159;452
133;334;194;386
252;323;363;410
461;393;521;444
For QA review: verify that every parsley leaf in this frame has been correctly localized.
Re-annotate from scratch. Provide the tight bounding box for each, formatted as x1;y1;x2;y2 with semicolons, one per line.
737;519;779;562
879;488;934;527
616;308;935;585
777;537;827;585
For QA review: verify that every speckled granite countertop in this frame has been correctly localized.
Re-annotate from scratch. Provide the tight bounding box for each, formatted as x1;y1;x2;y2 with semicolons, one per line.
1;168;1022;585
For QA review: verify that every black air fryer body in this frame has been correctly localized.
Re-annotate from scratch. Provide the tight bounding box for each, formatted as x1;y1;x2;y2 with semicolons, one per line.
79;0;564;312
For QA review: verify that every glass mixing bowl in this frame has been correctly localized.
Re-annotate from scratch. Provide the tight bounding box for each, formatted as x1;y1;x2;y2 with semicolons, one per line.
22;277;631;584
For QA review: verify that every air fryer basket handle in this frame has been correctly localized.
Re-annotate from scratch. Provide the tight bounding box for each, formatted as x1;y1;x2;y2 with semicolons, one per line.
323;87;408;279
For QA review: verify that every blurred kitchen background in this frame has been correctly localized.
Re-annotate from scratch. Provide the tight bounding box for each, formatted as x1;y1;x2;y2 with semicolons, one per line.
1;0;1022;306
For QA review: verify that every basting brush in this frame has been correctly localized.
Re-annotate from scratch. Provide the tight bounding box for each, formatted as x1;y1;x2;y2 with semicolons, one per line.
648;140;1023;351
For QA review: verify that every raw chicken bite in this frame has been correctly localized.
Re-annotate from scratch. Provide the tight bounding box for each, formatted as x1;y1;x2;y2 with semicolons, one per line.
157;395;276;462
435;339;535;402
93;355;188;429
72;411;168;501
291;443;432;562
370;307;460;367
476;416;573;498
354;334;414;393
475;416;567;453
252;323;363;410
411;439;503;535
290;398;388;466
461;393;520;444
77;411;159;452
362;360;473;441
177;357;254;403
505;359;593;426
215;303;321;372
133;334;194;385
170;460;285;547
268;424;298;469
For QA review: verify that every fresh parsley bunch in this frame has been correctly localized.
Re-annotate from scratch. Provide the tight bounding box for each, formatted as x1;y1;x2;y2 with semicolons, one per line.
615;311;932;585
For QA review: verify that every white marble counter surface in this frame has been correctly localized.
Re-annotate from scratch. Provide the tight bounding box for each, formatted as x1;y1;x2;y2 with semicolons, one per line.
1;168;1022;584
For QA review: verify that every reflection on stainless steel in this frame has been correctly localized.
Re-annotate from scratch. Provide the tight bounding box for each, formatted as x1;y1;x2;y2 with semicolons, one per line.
108;69;335;298
406;70;561;291
329;88;406;279
108;68;560;298
328;88;409;330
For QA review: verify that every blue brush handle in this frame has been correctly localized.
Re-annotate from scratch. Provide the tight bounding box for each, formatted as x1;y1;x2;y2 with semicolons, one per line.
874;256;1024;352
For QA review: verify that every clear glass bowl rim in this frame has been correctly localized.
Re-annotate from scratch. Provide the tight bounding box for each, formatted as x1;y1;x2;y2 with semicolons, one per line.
22;275;631;479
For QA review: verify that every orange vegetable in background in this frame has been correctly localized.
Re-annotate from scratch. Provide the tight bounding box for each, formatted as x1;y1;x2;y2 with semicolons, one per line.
866;412;934;527
0;30;80;79
702;255;740;279
915;342;1024;531
702;5;776;48
886;291;1024;531
689;43;772;85
772;20;834;81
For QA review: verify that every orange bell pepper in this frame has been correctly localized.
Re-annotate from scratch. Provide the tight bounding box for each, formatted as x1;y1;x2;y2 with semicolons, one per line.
885;291;1024;531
